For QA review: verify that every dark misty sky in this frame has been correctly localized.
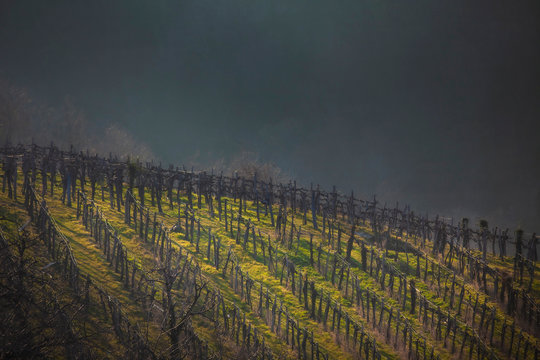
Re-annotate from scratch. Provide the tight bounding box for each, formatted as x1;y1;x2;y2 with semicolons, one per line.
1;0;539;231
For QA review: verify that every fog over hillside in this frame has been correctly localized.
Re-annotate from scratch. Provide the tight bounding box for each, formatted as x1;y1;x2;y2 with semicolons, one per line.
1;0;539;233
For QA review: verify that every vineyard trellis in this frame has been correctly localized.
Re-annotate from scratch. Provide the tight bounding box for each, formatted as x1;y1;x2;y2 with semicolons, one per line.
22;182;159;359
78;190;276;359
1;143;538;360
123;189;341;360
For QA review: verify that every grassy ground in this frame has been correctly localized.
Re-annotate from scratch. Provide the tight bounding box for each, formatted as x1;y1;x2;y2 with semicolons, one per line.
90;186;357;359
229;194;539;360
115;188;438;359
1;166;537;359
167;188;538;360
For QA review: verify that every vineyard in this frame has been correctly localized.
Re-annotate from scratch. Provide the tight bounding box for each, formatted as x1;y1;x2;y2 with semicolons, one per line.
0;143;538;360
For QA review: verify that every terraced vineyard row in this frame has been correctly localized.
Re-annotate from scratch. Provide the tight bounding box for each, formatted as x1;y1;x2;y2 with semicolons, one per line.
82;188;337;359
149;172;536;360
88;176;374;359
210;182;538;359
1;182;162;358
3;161;283;358
80;169;535;360
0;143;537;359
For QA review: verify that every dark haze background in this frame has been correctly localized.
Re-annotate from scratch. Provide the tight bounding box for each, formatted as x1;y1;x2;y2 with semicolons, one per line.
1;0;539;232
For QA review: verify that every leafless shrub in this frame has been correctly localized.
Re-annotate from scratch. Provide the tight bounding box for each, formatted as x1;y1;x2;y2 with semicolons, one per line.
215;151;289;183
0;217;90;359
0;78;154;161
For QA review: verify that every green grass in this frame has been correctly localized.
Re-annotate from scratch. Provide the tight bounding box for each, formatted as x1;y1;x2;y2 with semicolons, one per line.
167;189;538;360
2;166;538;360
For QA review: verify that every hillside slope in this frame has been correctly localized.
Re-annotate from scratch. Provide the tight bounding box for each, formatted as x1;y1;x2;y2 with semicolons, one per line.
1;144;538;359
